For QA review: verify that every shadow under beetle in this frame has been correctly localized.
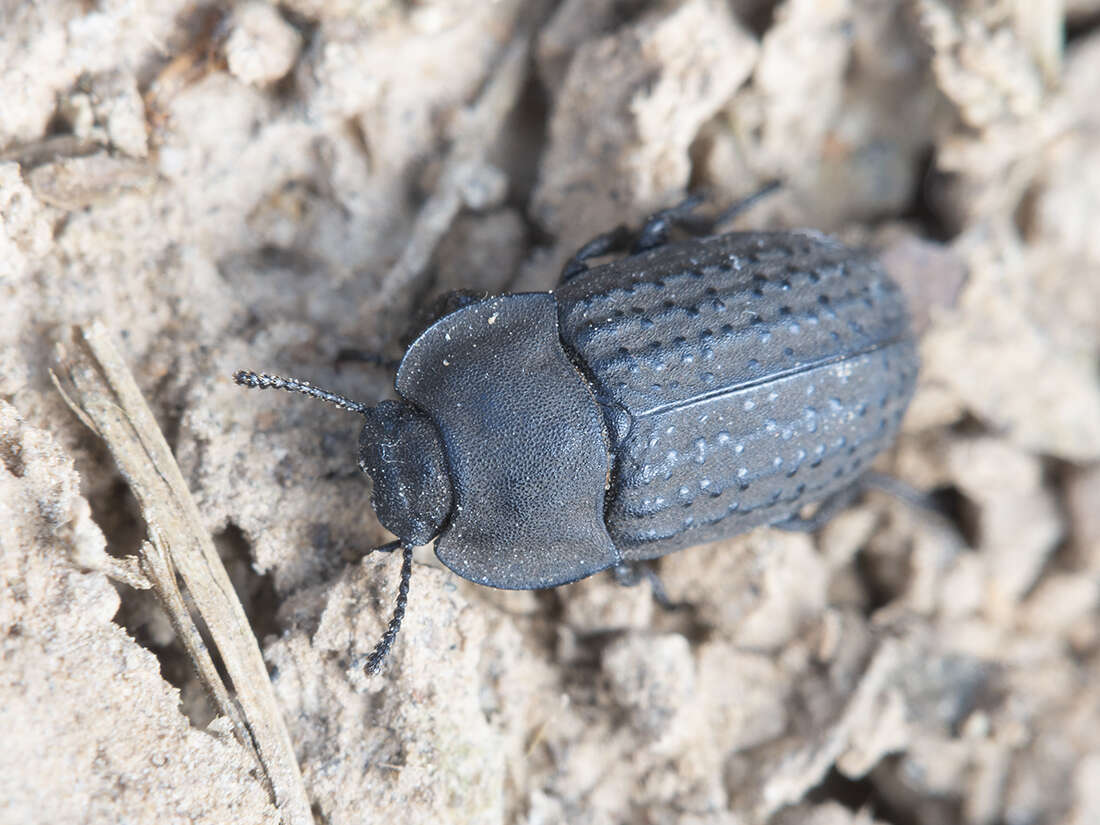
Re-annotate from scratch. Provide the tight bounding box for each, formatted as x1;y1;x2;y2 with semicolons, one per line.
236;184;918;673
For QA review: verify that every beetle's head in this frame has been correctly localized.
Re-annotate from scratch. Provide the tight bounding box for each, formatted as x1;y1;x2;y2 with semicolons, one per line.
233;369;453;675
357;400;452;546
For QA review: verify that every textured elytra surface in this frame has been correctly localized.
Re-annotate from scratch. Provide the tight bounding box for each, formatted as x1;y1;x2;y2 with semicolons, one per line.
556;231;917;556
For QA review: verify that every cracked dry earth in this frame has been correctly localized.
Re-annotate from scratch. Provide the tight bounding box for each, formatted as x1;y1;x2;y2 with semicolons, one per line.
3;1;1100;824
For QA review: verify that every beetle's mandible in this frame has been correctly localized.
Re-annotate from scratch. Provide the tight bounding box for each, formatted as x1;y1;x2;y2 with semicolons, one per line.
235;186;918;673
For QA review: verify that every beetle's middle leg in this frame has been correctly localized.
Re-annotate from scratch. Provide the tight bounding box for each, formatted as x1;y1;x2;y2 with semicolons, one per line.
612;562;686;611
559;225;635;283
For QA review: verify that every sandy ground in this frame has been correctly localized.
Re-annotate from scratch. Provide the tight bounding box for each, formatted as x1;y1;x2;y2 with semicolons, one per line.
3;1;1100;824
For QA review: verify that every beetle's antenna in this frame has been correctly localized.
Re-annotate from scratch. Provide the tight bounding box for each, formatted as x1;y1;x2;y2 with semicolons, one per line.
364;544;414;675
234;370;371;415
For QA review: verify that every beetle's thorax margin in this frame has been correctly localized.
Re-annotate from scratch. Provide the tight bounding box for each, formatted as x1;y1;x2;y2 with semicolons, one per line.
394;293;620;589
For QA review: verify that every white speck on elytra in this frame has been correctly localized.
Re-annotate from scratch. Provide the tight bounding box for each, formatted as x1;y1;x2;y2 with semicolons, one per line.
487;313;499;324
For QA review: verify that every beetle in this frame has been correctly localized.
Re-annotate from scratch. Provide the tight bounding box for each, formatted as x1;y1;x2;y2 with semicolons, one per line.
235;185;918;673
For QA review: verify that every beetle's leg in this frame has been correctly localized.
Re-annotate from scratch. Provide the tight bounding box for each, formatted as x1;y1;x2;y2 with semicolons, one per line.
859;470;945;515
560;198;708;283
860;470;967;542
706;180;782;233
611;561;643;587
645;180;784;243
335;291;494;373
774;485;863;533
363;544;414;675
559;225;635;283
612;562;686;612
337;290;491;369
631;195;707;252
560;181;782;283
778;470;961;536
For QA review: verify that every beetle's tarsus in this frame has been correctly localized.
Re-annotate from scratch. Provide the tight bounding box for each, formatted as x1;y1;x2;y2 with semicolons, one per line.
365;544;414;675
711;180;782;230
654;181;782;239
859;470;967;544
860;470;943;515
233;370;371;415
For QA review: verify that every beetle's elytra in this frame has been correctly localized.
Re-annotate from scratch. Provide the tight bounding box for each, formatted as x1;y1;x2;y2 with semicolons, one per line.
236;190;918;672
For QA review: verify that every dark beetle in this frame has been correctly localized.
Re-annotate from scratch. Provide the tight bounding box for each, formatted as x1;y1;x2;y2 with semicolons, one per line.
236;189;918;672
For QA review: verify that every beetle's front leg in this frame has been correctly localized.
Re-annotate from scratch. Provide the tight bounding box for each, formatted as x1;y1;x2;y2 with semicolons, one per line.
335;291;491;371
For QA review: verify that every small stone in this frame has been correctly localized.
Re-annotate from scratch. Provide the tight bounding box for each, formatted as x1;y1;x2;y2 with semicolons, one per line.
226;3;303;87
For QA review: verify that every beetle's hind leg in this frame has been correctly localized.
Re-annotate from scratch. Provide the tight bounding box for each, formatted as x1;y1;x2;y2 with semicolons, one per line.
612;562;686;612
559;225;635;283
558;198;709;283
367;539;402;554
634;180;783;251
559;199;706;284
630;195;708;253
774;485;863;533
559;182;782;285
776;470;963;537
705;180;782;233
